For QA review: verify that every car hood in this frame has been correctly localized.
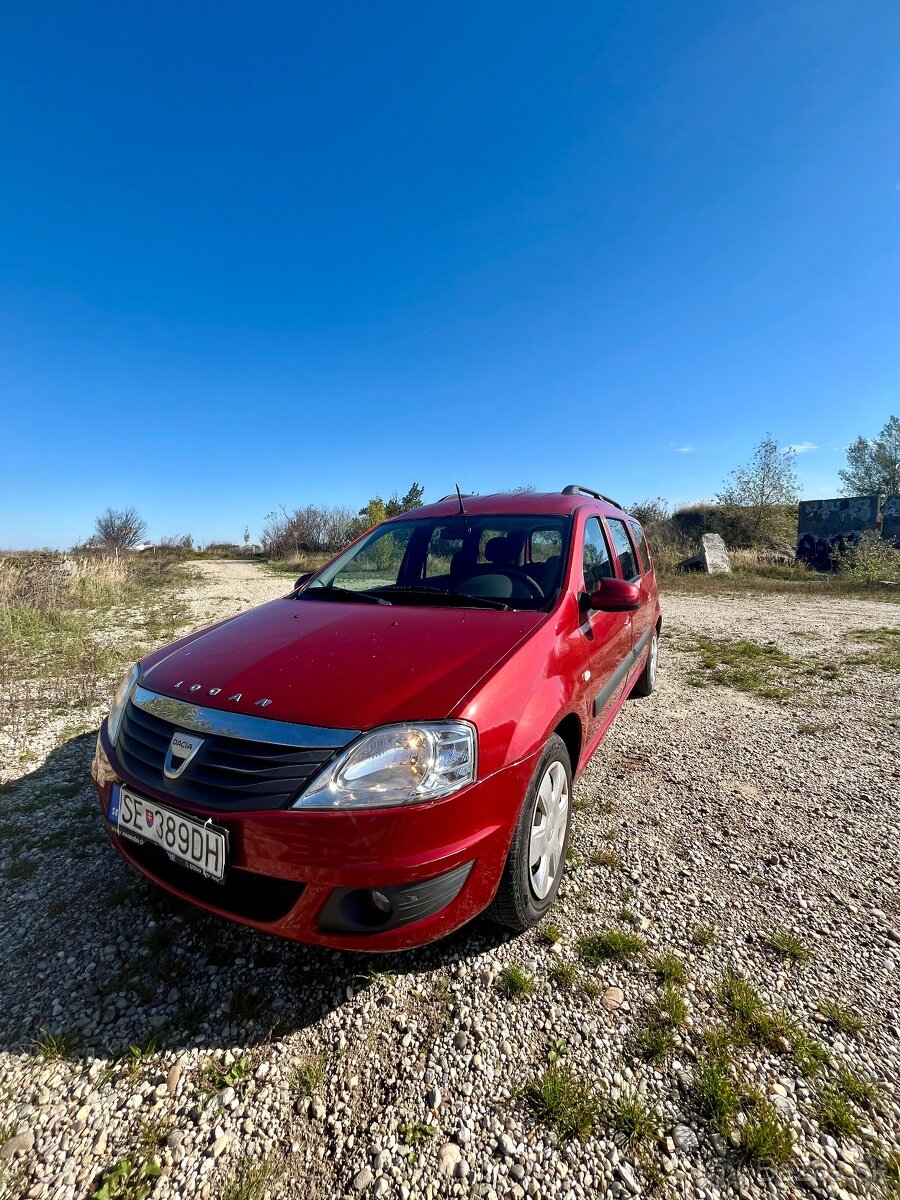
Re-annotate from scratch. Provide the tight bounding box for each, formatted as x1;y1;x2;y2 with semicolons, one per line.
140;596;545;730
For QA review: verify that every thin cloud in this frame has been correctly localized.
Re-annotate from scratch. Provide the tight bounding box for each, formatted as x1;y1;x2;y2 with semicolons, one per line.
783;441;818;454
672;444;695;454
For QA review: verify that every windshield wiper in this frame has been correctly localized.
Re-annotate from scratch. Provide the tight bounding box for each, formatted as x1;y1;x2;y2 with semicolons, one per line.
370;585;509;611
297;586;391;606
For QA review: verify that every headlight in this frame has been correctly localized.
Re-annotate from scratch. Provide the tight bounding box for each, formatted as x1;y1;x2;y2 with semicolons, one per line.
293;721;477;810
106;664;140;745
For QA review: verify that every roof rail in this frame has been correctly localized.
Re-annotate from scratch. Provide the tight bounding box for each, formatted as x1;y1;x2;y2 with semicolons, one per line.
439;492;475;502
561;484;624;509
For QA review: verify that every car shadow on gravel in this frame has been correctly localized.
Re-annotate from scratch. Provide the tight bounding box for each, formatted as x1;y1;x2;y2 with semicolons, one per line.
0;732;511;1065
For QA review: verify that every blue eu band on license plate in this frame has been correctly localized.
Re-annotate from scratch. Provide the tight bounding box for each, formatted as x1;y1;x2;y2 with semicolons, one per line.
108;784;121;824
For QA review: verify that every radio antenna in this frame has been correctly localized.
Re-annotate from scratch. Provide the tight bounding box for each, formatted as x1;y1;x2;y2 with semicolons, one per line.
455;484;471;534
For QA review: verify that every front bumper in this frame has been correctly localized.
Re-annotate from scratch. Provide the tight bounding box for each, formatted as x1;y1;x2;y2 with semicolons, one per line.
92;725;538;951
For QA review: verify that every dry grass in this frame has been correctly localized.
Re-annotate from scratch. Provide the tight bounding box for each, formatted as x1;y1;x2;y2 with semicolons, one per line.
0;551;186;754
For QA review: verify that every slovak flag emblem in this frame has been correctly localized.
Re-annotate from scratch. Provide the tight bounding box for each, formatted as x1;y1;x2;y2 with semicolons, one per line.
146;811;155;828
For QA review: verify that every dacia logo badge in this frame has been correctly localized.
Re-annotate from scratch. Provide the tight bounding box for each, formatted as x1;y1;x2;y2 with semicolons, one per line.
164;731;204;780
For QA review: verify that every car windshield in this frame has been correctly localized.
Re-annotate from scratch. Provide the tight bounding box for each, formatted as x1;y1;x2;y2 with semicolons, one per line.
300;514;572;611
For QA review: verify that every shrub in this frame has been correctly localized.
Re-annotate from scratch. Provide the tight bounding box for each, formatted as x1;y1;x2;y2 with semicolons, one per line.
832;530;900;585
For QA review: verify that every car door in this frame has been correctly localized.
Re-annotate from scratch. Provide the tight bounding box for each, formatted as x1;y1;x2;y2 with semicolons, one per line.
605;516;653;664
577;515;635;729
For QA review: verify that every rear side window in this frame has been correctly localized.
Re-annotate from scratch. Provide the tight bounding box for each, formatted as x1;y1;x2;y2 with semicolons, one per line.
582;517;615;590
629;521;652;573
607;519;639;581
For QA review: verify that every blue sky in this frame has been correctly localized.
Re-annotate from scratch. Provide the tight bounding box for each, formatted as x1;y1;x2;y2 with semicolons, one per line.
1;1;897;549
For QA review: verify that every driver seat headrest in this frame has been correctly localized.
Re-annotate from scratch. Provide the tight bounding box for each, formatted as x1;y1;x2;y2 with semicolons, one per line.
484;536;518;566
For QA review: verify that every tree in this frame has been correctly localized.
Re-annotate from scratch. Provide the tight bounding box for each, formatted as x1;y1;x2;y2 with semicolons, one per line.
93;506;148;550
838;415;900;497
716;435;799;544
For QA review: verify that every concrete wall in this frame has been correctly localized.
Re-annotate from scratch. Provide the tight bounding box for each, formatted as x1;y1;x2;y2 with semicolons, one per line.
883;496;900;548
796;496;881;569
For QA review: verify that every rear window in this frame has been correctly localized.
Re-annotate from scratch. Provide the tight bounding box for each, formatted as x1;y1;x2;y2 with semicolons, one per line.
629;521;652;573
606;518;639;581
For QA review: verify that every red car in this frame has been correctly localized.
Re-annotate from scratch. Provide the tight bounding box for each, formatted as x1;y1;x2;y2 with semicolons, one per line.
92;486;661;951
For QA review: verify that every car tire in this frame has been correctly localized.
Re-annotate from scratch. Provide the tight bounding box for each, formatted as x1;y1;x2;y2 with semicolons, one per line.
487;733;572;931
630;625;659;698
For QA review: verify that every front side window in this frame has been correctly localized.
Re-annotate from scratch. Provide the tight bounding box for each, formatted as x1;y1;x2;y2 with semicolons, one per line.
607;518;639;581
582;517;615;591
305;514;572;610
629;521;652;573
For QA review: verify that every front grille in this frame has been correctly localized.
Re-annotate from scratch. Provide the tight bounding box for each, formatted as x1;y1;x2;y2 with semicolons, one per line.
118;834;304;922
115;701;338;811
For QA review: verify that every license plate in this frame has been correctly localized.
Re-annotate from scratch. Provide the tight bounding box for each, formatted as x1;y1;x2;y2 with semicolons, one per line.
110;786;228;882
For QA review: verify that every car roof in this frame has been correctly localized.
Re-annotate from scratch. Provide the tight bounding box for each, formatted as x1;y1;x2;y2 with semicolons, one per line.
394;491;633;522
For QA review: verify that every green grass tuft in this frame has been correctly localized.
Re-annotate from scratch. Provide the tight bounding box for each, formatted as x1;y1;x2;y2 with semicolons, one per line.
590;849;623;869
835;1067;879;1110
737;1100;794;1167
576;928;646;965
816;1087;861;1139
692;1049;742;1134
604;1087;658;1148
762;929;811;964
691;925;717;948
525;1063;597;1141
549;961;577;991
539;923;562;945
819;999;864;1035
291;1054;325;1096
649;951;687;985
498;964;534;999
31;1029;78;1060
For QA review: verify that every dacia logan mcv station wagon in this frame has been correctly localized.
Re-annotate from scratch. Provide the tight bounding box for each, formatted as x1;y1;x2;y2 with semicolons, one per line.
92;486;661;951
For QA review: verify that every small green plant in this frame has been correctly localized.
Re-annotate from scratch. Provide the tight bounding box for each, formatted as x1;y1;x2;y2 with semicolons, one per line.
6;860;37;881
737;1099;794;1167
539;923;562;945
525;1063;597;1141
636;1021;676;1064
31;1029;77;1060
220;1157;277;1200
91;1157;161;1200
126;1035;161;1076
498;964;534;999
835;1067;879;1109
576;928;645;965
879;1150;900;1199
136;1115;173;1156
762;929;810;964
649;951;687;985
816;1087;861;1138
590;849;623;869
396;1120;436;1147
203;1055;253;1097
542;1038;567;1065
790;1030;831;1077
227;984;267;1021
143;924;174;954
549;961;577;991
291;1054;325;1096
616;906;640;925
691;925;716;948
604;1087;658;1148
819;1000;864;1035
655;983;687;1028
692;1048;742;1134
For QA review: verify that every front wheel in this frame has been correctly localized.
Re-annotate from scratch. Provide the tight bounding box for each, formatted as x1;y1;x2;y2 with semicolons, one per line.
487;734;572;931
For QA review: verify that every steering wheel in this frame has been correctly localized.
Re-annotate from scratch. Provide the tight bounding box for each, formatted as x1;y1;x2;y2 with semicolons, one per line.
501;567;544;599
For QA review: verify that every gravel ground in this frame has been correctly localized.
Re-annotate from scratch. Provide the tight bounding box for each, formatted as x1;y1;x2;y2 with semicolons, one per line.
1;563;898;1200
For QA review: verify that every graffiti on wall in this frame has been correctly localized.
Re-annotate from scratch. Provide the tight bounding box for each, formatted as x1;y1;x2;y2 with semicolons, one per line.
883;496;900;548
796;495;891;569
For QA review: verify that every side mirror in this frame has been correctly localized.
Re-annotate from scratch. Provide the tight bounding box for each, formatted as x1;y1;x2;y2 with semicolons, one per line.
587;578;641;612
293;572;313;590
